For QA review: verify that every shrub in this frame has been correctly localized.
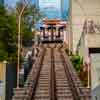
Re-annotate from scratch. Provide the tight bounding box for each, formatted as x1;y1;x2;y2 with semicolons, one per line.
0;50;8;61
70;54;88;86
71;54;83;73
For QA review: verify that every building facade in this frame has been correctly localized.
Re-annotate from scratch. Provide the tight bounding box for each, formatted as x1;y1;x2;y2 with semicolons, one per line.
35;0;69;20
72;0;100;99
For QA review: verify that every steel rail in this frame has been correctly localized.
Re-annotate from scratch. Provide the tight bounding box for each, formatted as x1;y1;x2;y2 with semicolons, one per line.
30;47;47;100
59;48;81;100
50;48;57;100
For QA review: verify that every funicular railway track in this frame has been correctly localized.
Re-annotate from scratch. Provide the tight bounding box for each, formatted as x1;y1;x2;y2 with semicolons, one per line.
13;44;91;100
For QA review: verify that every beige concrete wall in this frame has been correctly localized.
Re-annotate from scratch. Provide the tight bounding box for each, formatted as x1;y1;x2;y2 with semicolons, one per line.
72;0;100;52
87;33;100;48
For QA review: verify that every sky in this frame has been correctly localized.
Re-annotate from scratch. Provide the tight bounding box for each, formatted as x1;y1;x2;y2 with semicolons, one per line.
5;0;69;20
5;0;19;7
5;0;35;7
5;0;69;9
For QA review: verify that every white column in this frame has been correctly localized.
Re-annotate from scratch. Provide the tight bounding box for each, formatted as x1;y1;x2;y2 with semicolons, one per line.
43;25;48;38
68;21;72;53
61;28;64;40
41;29;43;40
64;28;67;43
44;27;46;38
56;26;59;39
48;30;51;41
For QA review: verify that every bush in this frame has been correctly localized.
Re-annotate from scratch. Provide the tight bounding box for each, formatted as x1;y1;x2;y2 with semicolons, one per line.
7;52;17;63
0;6;17;63
71;54;83;73
0;50;8;61
70;54;89;87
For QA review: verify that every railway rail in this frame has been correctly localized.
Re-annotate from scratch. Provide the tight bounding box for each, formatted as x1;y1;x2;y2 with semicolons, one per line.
12;44;91;100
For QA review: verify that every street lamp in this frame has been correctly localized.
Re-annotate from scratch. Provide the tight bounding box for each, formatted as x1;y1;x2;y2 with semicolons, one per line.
17;0;29;88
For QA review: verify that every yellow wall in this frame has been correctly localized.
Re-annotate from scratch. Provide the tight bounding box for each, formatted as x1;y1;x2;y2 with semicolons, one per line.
0;63;6;100
0;63;5;81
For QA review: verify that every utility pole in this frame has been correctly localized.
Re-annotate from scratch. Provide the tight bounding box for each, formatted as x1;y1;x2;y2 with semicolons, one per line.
17;0;29;88
68;0;72;55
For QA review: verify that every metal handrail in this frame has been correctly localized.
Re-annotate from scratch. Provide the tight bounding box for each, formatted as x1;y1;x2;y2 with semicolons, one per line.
76;20;87;52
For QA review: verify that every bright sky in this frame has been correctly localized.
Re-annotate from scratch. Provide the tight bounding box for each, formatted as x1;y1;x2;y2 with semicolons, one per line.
5;0;69;8
5;0;37;7
5;0;19;7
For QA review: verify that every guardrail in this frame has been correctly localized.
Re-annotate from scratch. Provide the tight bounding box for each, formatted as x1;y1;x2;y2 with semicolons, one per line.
76;20;87;53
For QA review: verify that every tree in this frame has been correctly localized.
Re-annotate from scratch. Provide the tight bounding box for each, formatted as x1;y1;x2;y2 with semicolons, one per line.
0;6;17;62
16;1;44;46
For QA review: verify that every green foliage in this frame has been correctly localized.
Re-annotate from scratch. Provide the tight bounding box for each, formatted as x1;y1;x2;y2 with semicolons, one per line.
0;50;8;61
0;6;6;15
71;54;83;73
0;6;17;62
0;2;43;62
70;53;89;87
16;1;43;28
16;2;43;46
7;51;17;63
21;22;32;39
